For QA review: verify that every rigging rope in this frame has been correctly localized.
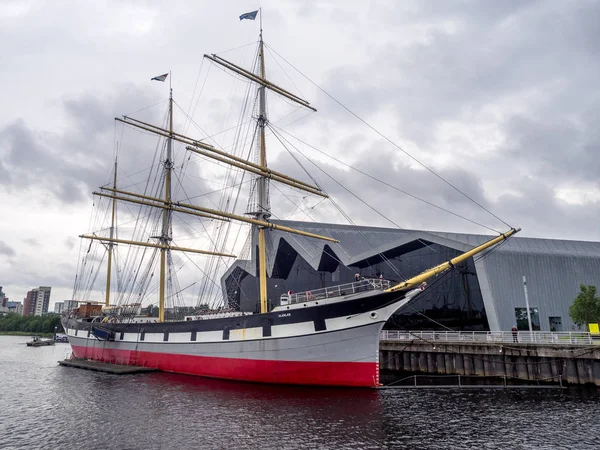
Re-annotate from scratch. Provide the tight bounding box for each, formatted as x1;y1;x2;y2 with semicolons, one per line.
268;123;443;280
270;124;503;235
73;38;519;317
264;43;513;230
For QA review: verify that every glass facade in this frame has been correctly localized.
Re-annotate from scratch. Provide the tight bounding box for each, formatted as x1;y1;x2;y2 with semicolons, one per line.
379;244;489;331
514;307;541;331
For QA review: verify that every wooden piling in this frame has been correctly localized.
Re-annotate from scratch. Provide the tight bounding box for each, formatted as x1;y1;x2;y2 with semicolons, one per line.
380;339;600;386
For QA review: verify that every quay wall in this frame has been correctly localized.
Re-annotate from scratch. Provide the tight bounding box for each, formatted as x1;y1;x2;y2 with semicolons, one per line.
379;340;600;386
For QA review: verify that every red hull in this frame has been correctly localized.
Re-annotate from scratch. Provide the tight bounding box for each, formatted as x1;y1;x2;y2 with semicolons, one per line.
71;345;379;387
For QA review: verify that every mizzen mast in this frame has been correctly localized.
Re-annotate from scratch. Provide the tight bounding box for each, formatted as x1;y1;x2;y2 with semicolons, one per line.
105;157;118;307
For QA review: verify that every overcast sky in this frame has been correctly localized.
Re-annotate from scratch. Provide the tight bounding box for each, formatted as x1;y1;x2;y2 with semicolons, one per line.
1;0;599;308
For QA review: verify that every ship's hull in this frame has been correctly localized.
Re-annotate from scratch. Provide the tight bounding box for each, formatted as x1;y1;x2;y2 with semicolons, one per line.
62;289;414;387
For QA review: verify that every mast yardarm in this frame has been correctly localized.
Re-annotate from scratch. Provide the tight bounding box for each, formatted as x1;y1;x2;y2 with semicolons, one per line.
204;54;316;112
97;188;339;244
116;117;327;198
93;190;228;221
184;145;326;197
203;37;322;313
80;234;236;258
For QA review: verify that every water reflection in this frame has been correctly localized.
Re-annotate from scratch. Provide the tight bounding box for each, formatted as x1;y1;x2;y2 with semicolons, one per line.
1;336;599;450
87;372;386;450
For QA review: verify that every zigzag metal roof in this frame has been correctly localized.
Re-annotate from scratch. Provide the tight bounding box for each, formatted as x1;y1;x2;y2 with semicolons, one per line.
221;221;600;332
223;220;600;279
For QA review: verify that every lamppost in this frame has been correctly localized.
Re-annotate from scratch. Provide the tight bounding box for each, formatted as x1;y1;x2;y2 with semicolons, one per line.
54;326;57;341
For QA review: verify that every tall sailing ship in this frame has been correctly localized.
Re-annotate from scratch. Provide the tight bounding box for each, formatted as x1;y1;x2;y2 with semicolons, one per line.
62;18;519;387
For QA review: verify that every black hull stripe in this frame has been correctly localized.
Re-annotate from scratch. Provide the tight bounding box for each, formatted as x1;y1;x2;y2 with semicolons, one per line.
63;290;406;334
64;291;404;332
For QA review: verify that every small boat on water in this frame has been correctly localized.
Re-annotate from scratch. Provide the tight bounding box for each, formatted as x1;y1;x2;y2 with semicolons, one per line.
54;334;69;343
27;336;55;347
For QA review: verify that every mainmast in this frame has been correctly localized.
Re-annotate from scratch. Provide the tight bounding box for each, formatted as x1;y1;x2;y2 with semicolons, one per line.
202;36;325;314
159;87;174;322
96;42;334;318
105;158;118;307
256;30;270;314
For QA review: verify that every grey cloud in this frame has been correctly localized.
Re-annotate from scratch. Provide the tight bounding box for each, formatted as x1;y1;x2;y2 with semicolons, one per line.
494;176;600;241
504;112;600;184
0;119;102;204
268;144;500;233
267;116;600;240
0;85;163;205
0;241;16;257
2;258;75;290
28;272;75;290
64;237;77;251
317;0;600;143
274;0;600;240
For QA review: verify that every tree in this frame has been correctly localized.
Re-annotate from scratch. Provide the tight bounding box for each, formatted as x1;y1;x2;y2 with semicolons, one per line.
142;304;159;317
569;284;600;325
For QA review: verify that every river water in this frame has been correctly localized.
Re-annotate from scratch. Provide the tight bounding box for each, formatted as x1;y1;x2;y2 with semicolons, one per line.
0;335;598;449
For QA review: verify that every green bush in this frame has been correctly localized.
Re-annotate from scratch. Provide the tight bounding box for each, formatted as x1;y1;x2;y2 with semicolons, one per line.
0;314;63;334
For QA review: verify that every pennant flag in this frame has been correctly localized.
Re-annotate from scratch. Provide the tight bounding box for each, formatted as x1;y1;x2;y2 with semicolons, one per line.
151;73;169;82
239;10;259;21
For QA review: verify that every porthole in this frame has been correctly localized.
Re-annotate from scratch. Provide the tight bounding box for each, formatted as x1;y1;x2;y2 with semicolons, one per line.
370;312;378;319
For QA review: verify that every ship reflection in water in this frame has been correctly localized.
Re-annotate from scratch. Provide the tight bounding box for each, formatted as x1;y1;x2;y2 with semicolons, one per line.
1;336;599;450
76;371;386;449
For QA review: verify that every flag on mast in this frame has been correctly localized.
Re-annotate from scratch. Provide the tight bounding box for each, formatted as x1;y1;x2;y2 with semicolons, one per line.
239;10;259;21
151;73;169;82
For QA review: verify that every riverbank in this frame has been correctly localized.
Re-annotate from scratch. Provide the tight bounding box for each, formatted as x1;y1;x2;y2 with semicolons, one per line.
0;313;63;335
0;331;54;337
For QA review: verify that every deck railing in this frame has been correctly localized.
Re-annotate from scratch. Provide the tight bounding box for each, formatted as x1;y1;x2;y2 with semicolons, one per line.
380;330;595;345
283;278;391;305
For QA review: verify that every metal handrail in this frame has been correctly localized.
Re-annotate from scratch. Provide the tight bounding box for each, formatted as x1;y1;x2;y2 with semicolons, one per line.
380;330;594;345
283;278;391;305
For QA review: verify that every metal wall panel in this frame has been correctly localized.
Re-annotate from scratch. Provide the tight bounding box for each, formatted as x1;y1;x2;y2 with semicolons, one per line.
479;250;600;331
